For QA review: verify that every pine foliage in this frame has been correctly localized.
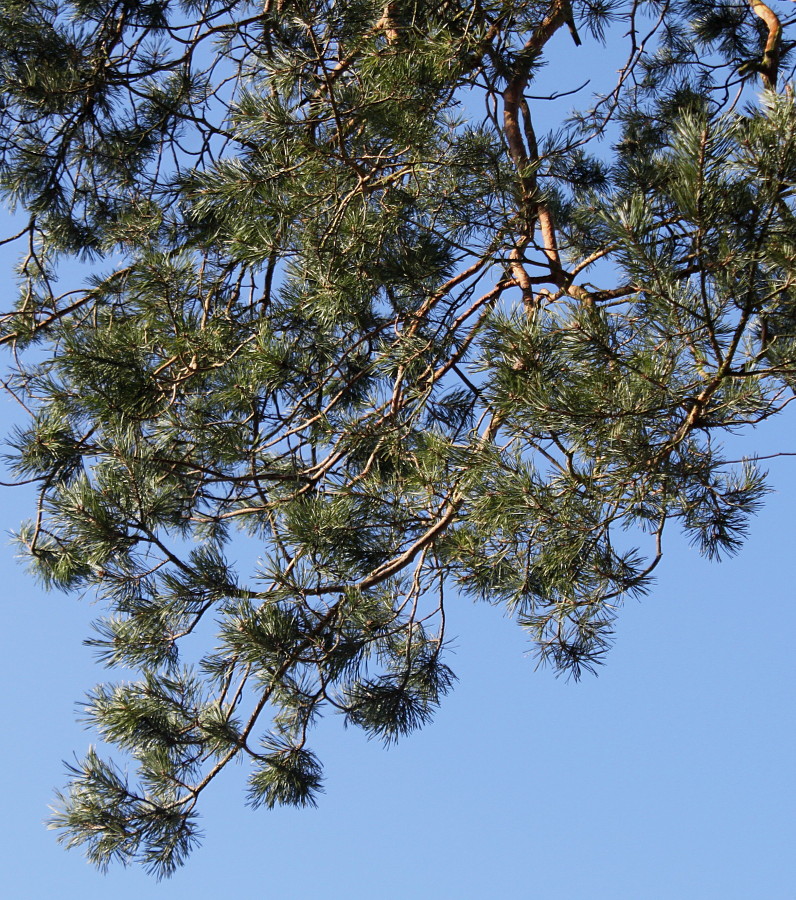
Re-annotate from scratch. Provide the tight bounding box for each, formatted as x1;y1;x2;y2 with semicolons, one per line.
0;0;794;876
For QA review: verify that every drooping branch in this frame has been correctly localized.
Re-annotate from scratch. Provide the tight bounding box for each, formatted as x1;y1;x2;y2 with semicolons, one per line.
746;0;782;90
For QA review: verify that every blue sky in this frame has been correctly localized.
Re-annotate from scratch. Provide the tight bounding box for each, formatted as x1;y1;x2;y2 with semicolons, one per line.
1;14;795;899
2;401;794;898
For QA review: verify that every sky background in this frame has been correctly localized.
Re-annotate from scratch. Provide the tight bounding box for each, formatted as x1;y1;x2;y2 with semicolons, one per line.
2;407;794;899
1;11;795;900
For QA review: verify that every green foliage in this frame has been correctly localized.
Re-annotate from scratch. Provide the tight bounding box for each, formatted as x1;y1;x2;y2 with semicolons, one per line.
247;738;324;810
0;0;794;876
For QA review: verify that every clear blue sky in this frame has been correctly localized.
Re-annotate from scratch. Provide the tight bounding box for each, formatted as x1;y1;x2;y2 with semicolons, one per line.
1;385;794;899
1;18;795;900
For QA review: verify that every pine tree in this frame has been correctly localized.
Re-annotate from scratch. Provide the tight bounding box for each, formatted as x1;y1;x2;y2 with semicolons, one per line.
0;0;794;876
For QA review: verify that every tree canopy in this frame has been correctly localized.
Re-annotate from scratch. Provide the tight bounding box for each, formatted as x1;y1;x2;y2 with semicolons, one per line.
0;0;794;877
